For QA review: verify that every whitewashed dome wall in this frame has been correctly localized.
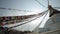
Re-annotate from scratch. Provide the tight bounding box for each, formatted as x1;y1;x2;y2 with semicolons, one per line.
44;13;60;30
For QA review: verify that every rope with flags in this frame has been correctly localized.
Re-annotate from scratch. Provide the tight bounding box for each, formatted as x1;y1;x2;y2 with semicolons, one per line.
0;12;45;34
0;10;47;26
33;10;48;31
7;11;47;29
0;7;32;12
0;14;37;26
0;10;48;34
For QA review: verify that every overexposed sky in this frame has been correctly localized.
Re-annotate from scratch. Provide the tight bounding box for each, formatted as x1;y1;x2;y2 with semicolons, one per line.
0;0;48;16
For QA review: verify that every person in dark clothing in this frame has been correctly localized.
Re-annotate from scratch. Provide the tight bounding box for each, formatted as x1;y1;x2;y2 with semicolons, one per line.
0;27;10;34
3;27;10;34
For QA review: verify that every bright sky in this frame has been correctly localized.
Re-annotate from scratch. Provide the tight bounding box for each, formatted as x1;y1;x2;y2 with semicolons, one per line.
0;0;47;11
0;0;48;16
